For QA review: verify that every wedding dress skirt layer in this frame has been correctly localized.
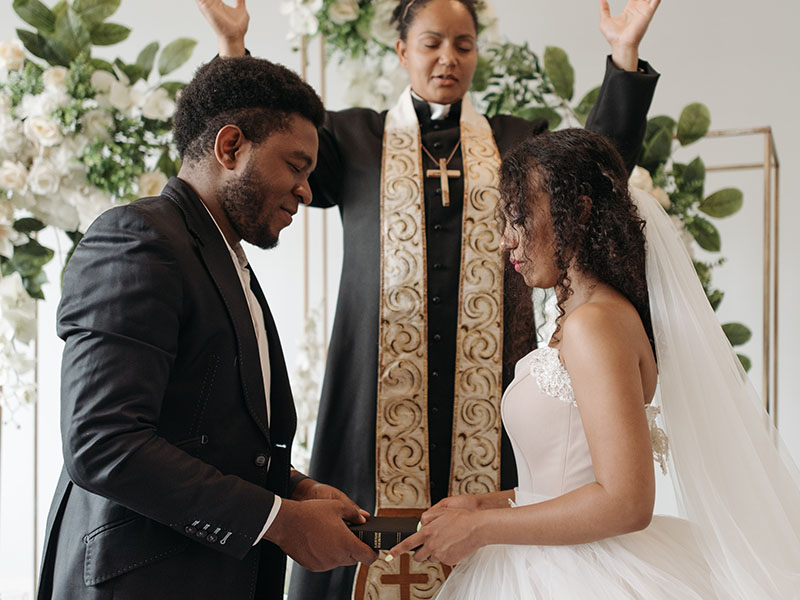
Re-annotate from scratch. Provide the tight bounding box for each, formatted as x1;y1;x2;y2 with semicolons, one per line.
436;347;716;599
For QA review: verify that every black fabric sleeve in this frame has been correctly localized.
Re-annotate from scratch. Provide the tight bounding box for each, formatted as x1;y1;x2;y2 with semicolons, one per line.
585;56;660;174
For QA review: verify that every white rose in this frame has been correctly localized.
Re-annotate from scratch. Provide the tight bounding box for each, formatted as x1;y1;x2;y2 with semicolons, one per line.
108;81;132;112
651;187;671;210
0;115;25;157
0;92;11;116
371;0;399;47
73;188;113;232
90;70;117;94
18;89;68;119
629;165;653;193
42;66;69;89
141;88;175;121
0;160;28;191
288;8;319;37
0;272;37;345
329;0;359;24
32;193;80;231
0;220;22;258
0;41;25;71
137;171;168;197
23;116;63;147
80;108;114;139
27;157;61;195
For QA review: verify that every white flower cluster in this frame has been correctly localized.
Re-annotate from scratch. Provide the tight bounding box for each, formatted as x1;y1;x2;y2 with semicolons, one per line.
0;44;174;411
280;0;324;42
629;166;694;257
0;271;37;414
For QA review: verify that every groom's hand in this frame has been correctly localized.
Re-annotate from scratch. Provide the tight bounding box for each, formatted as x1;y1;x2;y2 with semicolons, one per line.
292;477;371;522
263;498;377;572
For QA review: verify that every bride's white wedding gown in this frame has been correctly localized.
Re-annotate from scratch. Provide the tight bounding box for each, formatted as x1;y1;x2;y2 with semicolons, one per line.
436;346;716;599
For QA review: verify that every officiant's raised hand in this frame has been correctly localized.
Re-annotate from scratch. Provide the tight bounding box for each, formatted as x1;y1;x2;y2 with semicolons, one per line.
195;0;249;57
600;0;661;71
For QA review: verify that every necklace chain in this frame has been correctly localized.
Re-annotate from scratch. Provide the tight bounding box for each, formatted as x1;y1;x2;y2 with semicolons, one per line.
421;138;461;167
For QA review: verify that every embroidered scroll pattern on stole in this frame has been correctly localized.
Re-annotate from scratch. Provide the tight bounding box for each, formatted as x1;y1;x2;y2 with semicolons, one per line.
449;121;504;496
376;126;431;510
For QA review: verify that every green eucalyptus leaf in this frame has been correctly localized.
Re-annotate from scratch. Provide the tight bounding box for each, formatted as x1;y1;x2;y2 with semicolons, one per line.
11;239;54;278
114;57;146;84
543;46;574;100
639;116;676;172
707;289;724;311
470;55;492;92
54;8;91;59
90;22;130;46
12;0;56;33
16;28;72;66
517;106;562;130
156;149;179;178
73;0;121;23
737;354;752;372
52;0;66;18
136;41;159;77
13;217;46;234
159;81;184;99
574;86;600;125
23;269;48;300
90;57;115;72
700;188;744;218
677;102;711;146
722;322;752;346
687;216;721;251
682;156;706;195
157;38;197;76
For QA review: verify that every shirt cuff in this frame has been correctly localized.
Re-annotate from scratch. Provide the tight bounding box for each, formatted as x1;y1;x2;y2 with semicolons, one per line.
254;495;282;546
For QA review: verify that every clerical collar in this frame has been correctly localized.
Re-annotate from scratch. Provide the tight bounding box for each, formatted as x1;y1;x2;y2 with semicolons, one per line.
410;89;461;121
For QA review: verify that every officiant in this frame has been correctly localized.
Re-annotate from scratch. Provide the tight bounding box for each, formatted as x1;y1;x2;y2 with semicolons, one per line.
197;0;661;598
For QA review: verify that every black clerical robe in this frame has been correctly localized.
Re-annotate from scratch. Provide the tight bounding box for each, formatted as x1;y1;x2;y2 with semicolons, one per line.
289;58;659;600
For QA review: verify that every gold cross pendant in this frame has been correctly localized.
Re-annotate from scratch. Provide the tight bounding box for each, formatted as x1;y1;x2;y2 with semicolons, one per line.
426;158;461;207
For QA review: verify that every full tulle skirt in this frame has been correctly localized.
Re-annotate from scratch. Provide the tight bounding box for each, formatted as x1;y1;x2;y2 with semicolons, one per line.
436;516;718;599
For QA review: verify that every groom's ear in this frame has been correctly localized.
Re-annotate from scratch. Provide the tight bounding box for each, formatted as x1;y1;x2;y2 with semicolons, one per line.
578;195;593;224
214;124;247;171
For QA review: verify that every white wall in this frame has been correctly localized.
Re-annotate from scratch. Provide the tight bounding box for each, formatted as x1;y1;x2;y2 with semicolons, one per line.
2;0;799;596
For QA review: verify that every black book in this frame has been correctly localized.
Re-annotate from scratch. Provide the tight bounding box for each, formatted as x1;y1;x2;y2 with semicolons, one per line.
348;516;420;550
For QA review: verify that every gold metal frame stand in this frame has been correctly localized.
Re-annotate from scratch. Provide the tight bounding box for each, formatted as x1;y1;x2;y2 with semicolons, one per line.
703;127;780;425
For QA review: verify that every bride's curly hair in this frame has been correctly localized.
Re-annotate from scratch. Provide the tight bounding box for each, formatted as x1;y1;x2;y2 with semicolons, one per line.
498;128;654;352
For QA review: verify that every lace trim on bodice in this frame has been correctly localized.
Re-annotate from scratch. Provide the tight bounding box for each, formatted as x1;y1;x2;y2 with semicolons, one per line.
527;346;670;473
528;346;576;406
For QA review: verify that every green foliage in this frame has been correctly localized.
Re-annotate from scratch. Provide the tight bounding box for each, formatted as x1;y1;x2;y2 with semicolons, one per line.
639;116;675;172
677;102;711;146
136;41;159;78
700;188;744;218
723;323;752;346
737;354;752;372
543;46;574;101
316;0;376;61
13;0;56;32
157;38;197;76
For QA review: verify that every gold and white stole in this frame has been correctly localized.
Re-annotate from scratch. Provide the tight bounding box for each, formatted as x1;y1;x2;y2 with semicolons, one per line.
353;88;505;600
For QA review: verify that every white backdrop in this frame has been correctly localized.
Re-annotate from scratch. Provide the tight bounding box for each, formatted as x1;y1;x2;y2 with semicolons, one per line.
2;0;799;596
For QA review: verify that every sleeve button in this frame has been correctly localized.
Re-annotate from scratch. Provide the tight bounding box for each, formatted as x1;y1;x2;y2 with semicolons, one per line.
207;534;218;543
185;526;196;535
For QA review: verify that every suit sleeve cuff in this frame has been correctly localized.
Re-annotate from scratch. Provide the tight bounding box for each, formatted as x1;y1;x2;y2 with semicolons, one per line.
254;495;282;545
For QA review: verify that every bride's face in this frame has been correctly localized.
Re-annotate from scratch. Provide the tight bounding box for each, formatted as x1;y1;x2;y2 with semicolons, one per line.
395;0;478;105
502;191;560;289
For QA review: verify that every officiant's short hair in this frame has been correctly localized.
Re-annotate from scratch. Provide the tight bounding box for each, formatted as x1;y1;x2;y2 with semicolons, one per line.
173;56;324;161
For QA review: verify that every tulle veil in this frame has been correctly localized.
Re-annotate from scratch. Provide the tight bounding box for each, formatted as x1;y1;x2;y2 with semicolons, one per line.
633;186;800;598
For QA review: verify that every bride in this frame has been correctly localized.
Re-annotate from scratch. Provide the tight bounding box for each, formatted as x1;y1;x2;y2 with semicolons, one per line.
388;128;800;598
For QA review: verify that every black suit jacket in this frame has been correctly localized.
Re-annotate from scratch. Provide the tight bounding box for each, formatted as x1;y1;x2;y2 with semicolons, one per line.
38;177;297;600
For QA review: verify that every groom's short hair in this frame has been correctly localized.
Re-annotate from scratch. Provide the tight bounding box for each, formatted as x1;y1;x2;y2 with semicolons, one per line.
173;56;324;161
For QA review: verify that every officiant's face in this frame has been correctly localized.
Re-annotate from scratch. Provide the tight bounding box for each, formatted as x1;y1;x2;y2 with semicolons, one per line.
395;0;478;105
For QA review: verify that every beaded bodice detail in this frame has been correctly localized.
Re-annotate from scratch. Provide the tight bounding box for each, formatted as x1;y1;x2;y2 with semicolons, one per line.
528;346;576;407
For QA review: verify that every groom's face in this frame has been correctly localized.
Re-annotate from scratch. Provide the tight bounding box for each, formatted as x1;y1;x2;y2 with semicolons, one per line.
220;114;318;249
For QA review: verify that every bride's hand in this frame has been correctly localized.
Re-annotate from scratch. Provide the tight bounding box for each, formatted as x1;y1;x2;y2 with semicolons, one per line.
195;0;249;57
600;0;661;71
388;507;484;566
425;494;480;517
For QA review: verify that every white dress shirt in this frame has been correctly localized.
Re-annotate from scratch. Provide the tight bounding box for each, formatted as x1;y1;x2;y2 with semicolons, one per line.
201;201;282;542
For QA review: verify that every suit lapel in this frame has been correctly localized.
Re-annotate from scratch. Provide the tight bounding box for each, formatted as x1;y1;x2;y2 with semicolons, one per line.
161;178;270;442
247;272;297;446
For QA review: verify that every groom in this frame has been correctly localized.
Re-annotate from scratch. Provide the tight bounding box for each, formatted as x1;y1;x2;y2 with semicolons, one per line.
37;56;375;600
